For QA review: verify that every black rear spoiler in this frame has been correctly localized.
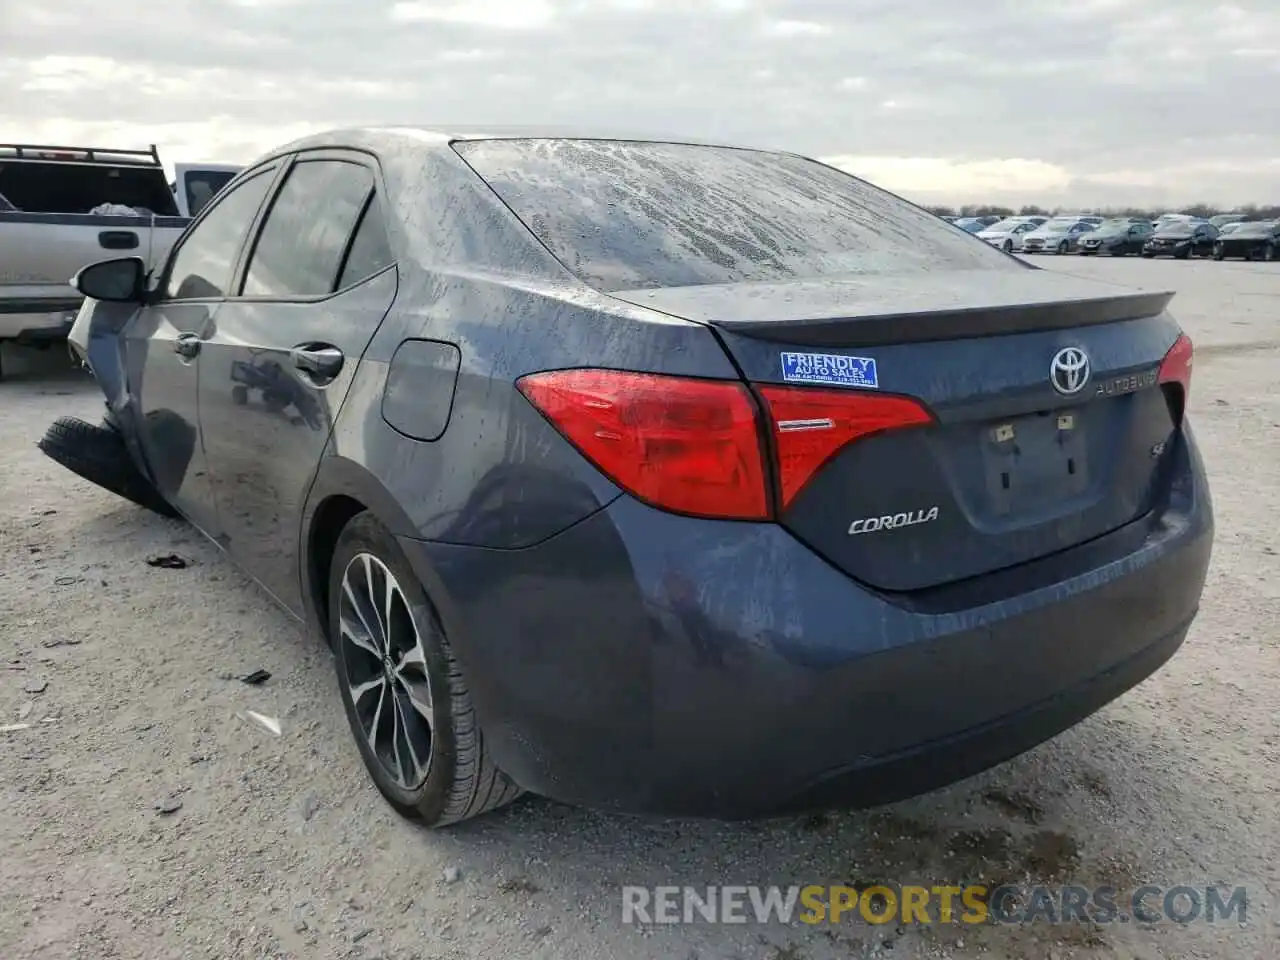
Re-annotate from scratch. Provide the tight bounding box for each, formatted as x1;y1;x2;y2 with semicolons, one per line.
712;290;1177;348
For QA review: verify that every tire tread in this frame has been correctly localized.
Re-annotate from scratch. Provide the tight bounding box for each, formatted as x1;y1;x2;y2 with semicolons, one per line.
37;416;179;518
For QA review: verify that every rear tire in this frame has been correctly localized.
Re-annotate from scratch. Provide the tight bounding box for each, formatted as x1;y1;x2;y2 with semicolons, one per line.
232;385;249;405
328;512;522;827
37;416;180;518
1266;244;1277;262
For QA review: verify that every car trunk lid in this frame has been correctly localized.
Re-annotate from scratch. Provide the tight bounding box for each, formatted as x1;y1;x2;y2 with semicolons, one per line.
610;269;1185;593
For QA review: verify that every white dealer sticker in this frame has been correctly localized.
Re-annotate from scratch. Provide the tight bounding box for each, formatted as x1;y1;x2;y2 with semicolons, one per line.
780;352;878;389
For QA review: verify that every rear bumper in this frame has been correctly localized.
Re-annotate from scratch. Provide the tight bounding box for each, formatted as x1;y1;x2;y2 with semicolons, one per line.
0;310;78;342
399;425;1213;818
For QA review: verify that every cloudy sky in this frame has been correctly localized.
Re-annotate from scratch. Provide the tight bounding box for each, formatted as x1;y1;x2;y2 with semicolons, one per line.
2;0;1278;208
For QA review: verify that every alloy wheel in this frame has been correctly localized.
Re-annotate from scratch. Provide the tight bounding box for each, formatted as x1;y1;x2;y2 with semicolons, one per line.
338;552;435;790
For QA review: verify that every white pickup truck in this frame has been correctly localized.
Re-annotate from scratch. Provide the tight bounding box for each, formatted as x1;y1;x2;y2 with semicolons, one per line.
0;143;240;375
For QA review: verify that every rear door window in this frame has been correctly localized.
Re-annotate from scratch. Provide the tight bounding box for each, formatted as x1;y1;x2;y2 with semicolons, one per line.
337;193;395;289
240;159;374;298
453;138;1016;292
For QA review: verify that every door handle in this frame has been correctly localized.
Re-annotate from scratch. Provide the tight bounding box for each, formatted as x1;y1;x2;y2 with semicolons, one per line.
99;230;140;250
174;333;201;359
290;343;344;380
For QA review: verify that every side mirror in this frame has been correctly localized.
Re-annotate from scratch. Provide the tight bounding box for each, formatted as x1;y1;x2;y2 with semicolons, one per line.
71;257;146;303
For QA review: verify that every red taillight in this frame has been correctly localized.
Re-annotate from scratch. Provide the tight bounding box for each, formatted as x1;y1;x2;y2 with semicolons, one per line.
517;369;770;520
1157;333;1193;398
757;385;934;509
518;368;933;519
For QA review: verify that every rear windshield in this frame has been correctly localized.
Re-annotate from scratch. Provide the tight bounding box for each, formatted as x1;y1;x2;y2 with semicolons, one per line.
0;160;179;216
453;139;1015;292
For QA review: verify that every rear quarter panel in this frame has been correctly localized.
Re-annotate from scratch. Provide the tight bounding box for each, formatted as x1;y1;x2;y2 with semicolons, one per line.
325;270;736;548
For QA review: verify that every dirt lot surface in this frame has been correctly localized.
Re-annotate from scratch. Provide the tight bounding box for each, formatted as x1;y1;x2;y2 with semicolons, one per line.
1;256;1277;960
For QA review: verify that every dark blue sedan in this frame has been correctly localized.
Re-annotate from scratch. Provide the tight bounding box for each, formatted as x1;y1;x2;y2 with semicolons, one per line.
50;128;1212;826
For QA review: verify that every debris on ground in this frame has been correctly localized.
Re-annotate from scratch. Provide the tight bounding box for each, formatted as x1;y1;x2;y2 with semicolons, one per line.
54;575;84;586
0;723;32;734
145;554;188;569
41;634;83;650
23;678;48;695
154;795;183;815
299;792;321;821
240;669;271;685
443;866;461;884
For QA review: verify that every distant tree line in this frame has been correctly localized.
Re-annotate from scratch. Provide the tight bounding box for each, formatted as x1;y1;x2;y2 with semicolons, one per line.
922;203;1280;220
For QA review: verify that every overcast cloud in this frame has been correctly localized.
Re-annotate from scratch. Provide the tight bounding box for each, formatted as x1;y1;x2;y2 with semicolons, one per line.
1;0;1278;207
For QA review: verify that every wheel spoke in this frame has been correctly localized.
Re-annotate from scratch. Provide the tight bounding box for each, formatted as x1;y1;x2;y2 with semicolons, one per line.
350;675;385;706
386;693;407;785
362;554;386;639
391;689;429;786
339;614;381;659
341;576;380;652
384;579;398;652
395;643;427;676
365;677;388;747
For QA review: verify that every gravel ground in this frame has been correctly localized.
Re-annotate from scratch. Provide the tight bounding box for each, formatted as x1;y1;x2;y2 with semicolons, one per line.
1;255;1277;960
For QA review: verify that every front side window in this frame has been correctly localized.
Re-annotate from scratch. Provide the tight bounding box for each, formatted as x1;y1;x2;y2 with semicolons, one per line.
240;159;374;298
163;169;275;300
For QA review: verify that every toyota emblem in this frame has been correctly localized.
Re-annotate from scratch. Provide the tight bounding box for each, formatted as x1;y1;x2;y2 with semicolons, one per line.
1050;346;1090;396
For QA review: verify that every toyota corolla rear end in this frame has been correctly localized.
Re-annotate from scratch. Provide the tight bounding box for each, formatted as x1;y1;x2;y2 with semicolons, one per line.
426;138;1213;818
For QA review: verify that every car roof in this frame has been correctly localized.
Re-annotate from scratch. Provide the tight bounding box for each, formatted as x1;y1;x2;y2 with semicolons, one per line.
256;125;772;166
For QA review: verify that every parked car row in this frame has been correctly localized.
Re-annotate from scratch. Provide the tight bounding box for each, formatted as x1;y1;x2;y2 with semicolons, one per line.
966;211;1278;262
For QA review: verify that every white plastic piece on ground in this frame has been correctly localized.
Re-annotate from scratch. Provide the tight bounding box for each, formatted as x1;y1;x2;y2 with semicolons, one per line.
243;710;281;737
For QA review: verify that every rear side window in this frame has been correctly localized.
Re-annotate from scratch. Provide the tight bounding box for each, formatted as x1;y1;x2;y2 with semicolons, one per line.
337;194;395;289
241;159;374;298
453;139;1016;292
164;169;275;300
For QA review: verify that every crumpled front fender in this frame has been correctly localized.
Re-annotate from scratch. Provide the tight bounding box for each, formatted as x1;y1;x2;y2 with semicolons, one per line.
66;298;157;482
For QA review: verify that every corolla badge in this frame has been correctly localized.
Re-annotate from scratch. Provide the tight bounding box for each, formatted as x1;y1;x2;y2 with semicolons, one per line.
848;506;939;535
1050;346;1090;396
